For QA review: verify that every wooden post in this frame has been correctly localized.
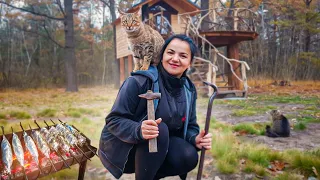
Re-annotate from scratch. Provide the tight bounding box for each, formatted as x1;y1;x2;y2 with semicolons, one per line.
207;48;213;96
128;55;133;73
119;57;124;85
227;43;242;90
78;160;87;180
213;10;217;31
234;9;239;31
212;49;217;85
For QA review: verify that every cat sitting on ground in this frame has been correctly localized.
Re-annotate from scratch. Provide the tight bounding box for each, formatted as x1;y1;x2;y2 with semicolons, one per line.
265;110;290;138
119;8;165;71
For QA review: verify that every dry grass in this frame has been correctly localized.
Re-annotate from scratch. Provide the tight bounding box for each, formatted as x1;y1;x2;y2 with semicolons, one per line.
247;79;320;96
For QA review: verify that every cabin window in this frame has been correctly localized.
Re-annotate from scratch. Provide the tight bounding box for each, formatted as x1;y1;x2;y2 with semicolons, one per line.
149;1;178;35
155;14;171;34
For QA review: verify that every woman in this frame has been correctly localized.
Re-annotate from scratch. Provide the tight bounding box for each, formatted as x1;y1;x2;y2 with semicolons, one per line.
99;34;212;179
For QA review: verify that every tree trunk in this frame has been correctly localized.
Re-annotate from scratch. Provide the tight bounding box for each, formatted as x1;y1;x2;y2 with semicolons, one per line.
109;0;120;88
64;0;78;92
304;0;312;52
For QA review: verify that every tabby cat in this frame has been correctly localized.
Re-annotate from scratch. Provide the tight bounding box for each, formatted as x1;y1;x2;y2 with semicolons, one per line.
119;8;165;71
265;110;290;138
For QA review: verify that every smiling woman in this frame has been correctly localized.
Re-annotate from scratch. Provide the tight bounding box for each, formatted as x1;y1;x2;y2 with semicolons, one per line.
99;34;212;180
161;39;191;78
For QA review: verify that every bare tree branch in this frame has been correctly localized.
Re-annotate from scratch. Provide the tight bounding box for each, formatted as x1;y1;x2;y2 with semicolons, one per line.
14;24;65;48
100;0;111;8
0;1;64;21
218;0;226;8
56;0;66;16
43;21;64;48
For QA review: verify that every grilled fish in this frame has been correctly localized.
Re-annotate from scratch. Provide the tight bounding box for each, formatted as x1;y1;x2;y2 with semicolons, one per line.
65;124;86;146
1;134;13;175
31;130;50;158
12;132;25;167
23;131;40;166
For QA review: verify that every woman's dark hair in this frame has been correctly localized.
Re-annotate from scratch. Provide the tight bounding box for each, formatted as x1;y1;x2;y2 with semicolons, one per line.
159;34;198;63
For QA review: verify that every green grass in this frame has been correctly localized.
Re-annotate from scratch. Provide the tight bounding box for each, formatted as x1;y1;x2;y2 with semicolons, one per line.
42;166;79;180
210;121;232;132
81;117;92;124
0;112;6;119
256;95;320;105
217;156;238;174
37;108;57;117
0;120;8;127
274;172;304;180
231;105;276;117
294;122;307;130
297;116;319;123
9;111;31;119
66;108;82;118
66;108;100;118
284;149;320;177
233;123;265;135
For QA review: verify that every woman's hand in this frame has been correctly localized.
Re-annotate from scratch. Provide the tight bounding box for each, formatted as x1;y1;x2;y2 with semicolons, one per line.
195;130;212;150
141;118;162;140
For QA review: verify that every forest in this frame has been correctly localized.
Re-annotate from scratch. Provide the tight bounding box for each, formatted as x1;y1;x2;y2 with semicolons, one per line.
0;1;319;180
0;0;318;91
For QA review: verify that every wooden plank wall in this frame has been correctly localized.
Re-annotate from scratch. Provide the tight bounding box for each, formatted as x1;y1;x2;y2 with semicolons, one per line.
116;24;132;59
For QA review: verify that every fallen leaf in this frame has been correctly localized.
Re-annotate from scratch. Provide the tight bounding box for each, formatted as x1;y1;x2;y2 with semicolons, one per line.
268;161;286;172
240;158;246;165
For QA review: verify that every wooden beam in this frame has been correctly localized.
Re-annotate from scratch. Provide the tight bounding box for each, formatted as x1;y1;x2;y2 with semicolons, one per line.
120;57;125;85
227;43;242;90
128;55;133;73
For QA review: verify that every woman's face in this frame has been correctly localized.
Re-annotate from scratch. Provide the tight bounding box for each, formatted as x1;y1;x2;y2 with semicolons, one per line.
162;38;192;78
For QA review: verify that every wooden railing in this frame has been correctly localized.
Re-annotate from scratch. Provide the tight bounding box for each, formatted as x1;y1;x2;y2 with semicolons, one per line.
177;8;255;96
144;11;174;38
178;8;259;32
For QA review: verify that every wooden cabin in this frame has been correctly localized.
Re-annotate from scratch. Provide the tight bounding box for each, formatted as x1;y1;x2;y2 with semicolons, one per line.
113;0;259;99
112;0;199;85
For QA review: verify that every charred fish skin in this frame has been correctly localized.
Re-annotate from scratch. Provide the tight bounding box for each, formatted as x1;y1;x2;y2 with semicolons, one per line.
12;132;25;167
23;132;40;165
1;136;13;175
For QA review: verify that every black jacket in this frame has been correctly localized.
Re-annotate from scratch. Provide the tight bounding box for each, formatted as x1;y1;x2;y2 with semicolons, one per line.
99;66;199;179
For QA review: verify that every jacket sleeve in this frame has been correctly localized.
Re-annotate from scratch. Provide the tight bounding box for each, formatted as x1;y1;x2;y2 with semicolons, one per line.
104;76;147;144
186;91;200;146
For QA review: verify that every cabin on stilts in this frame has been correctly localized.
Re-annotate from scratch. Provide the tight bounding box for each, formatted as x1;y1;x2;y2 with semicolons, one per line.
113;0;259;99
178;0;259;99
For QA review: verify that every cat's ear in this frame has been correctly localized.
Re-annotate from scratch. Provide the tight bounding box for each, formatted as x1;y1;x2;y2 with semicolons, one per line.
134;7;141;16
118;8;125;15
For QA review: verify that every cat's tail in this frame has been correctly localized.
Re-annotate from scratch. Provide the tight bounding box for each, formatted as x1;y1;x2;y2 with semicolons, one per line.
265;125;280;138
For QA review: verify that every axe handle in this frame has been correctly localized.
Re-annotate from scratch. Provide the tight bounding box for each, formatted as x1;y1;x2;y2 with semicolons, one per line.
147;100;158;152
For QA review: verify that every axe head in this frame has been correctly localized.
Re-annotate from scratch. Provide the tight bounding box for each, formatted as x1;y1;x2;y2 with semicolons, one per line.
138;90;161;100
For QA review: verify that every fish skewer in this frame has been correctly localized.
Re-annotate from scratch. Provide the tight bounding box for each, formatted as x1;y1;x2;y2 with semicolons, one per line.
28;124;57;172
50;120;92;160
43;120;81;164
1;126;13;180
57;119;99;157
20;122;44;175
11;127;28;180
33;120;70;169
